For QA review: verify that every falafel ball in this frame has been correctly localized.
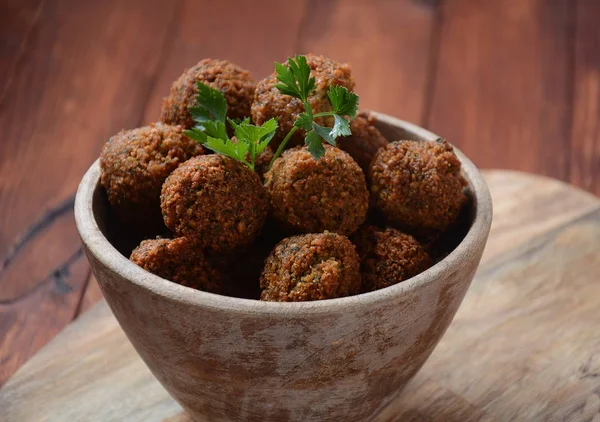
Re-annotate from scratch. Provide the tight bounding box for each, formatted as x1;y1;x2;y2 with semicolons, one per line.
338;110;389;172
254;145;274;180
161;59;256;129
353;226;431;292
130;237;222;293
161;154;268;252
100;123;204;230
264;144;368;236
252;54;355;148
260;232;361;302
369;139;467;234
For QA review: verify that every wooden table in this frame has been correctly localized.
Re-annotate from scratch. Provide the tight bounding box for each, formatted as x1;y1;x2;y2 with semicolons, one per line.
1;0;599;387
2;170;600;421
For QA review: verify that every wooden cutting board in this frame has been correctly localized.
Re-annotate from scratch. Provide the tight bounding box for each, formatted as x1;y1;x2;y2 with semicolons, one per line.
1;170;599;422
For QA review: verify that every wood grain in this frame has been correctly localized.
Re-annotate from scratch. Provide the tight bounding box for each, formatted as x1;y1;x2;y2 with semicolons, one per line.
2;171;599;421
295;0;436;123
3;0;600;394
0;0;44;103
570;0;600;195
141;0;310;124
428;0;574;181
0;0;441;387
76;274;103;316
0;0;179;386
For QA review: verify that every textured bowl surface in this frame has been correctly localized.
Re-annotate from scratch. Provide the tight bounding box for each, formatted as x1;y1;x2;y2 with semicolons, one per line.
75;113;492;422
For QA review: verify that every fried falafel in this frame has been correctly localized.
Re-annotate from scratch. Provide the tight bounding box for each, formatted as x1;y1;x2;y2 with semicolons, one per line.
252;54;355;148
338;110;388;172
161;59;256;129
130;237;222;293
260;232;361;302
254;145;274;180
369;139;467;234
160;154;268;252
264;144;368;236
353;226;431;292
99;123;204;231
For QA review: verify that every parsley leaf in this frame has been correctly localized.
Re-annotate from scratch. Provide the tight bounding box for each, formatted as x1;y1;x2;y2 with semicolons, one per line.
303;85;357;150
327;85;359;118
230;118;277;154
294;112;313;131
305;129;326;159
269;55;362;165
274;55;315;102
255;119;279;154
312;122;335;146
228;118;278;169
191;81;227;123
274;62;299;98
330;115;351;139
204;136;249;163
185;119;227;142
184;81;229;142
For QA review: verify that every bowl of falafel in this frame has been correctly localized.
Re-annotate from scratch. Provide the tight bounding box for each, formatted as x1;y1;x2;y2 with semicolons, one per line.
75;54;492;422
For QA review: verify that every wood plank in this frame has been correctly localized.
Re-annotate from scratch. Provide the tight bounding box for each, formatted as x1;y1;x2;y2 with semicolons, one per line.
570;0;600;196
0;0;44;102
478;171;600;265
1;304;182;422
3;171;600;421
0;0;179;387
0;247;89;387
296;0;436;124
427;0;573;181
76;274;103;317
141;0;309;124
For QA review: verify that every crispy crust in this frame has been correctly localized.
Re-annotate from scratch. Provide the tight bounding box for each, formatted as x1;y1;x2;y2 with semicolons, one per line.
369;139;467;234
254;146;274;180
338;110;389;172
260;232;361;302
264;144;368;236
99;123;204;230
160;155;268;253
353;226;431;292
130;237;222;293
160;59;256;129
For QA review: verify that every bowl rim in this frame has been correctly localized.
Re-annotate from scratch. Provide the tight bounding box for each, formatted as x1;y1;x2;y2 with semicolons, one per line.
75;113;493;316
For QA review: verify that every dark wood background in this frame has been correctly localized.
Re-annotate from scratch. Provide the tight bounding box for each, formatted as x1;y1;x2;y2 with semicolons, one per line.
0;0;598;387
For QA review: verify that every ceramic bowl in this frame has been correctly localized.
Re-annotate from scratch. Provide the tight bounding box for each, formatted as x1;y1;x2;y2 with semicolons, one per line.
75;113;492;422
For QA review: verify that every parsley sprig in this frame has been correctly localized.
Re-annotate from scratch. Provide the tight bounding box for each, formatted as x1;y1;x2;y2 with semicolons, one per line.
184;55;359;171
184;82;277;171
271;55;359;161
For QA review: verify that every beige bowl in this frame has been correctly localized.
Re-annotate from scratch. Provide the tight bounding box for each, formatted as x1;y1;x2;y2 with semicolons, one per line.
75;113;492;422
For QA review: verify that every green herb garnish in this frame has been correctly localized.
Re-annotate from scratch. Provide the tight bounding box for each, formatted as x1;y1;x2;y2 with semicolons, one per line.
228;117;278;170
184;82;278;171
271;55;359;162
186;82;228;142
185;55;359;171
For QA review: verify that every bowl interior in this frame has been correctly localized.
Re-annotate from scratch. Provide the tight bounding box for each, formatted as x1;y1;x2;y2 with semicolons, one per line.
79;112;490;310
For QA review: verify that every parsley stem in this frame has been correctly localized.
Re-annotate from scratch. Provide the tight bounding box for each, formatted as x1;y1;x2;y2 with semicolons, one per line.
268;126;299;170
